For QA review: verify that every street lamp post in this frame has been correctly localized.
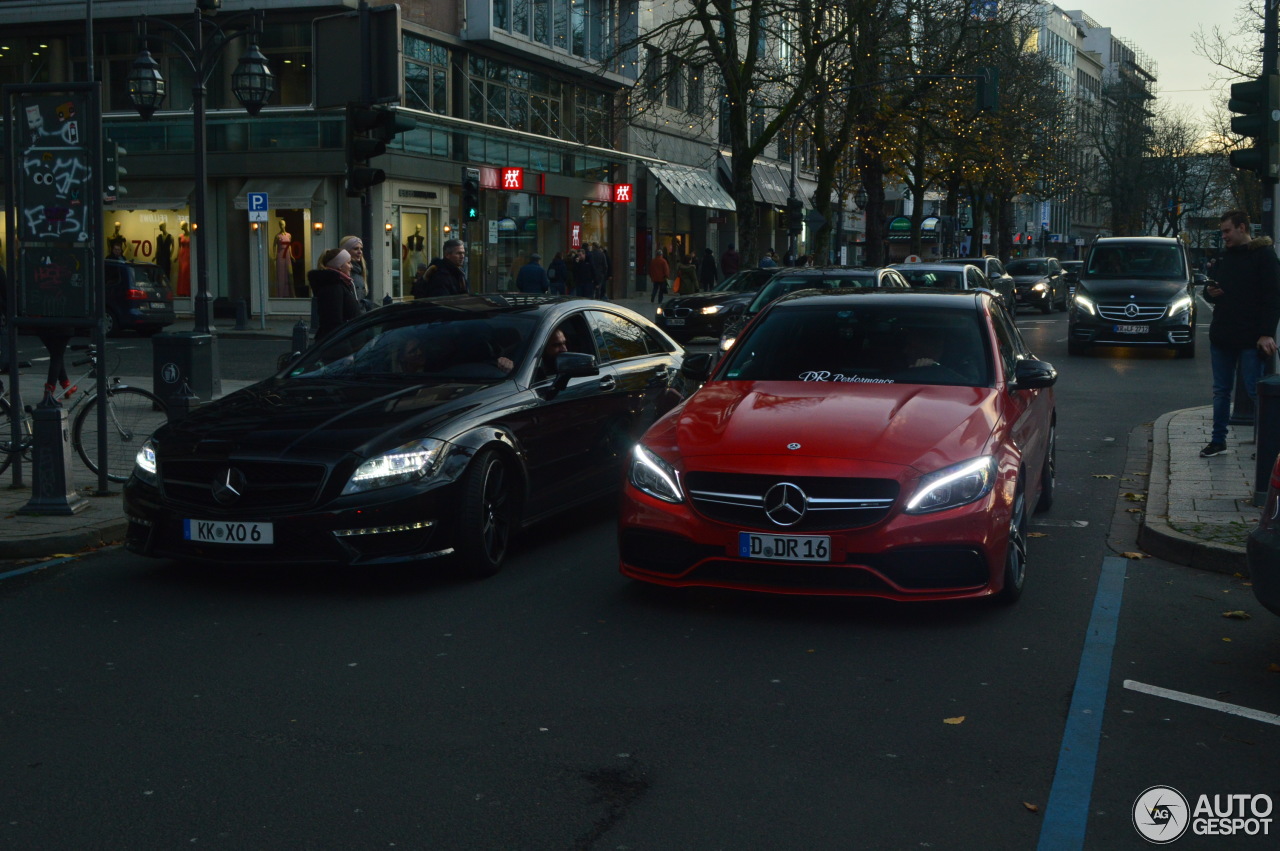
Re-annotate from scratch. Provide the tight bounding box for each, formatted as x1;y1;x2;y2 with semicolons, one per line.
126;0;274;336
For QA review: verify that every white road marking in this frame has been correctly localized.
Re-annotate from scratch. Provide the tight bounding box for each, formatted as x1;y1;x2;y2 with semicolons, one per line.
1123;679;1280;727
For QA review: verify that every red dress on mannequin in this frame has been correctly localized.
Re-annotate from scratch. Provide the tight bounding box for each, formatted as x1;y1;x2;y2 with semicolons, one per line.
177;230;191;297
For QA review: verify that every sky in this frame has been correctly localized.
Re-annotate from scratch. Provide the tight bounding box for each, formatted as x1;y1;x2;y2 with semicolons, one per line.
1079;0;1236;125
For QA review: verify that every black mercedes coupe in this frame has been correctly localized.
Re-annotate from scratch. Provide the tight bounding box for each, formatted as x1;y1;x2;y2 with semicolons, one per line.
124;294;691;576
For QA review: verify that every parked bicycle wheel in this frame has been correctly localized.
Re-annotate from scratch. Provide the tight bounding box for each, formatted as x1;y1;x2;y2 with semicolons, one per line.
73;386;169;483
0;396;35;477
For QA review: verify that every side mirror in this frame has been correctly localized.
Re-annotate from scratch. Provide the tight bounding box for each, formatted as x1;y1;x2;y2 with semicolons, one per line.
1193;272;1208;288
681;352;716;383
277;351;300;371
1012;357;1057;390
551;352;599;393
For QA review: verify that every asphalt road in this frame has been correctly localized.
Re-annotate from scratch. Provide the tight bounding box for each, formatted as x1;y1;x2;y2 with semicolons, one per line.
2;311;1277;849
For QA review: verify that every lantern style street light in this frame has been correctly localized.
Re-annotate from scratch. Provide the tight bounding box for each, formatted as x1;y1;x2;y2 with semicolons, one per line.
127;1;274;335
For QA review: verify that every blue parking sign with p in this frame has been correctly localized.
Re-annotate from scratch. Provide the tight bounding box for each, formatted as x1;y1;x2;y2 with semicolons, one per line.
247;192;269;222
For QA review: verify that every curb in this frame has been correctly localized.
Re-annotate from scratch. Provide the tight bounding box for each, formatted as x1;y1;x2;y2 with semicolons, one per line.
1137;407;1248;575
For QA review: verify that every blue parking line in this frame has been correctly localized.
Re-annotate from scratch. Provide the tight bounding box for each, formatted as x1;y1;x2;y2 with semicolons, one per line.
1037;555;1129;851
0;555;80;582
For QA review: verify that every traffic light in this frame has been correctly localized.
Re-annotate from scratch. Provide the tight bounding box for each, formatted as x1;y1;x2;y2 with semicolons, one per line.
785;197;804;234
462;167;481;220
103;138;126;202
1228;73;1280;179
345;105;416;196
976;66;999;113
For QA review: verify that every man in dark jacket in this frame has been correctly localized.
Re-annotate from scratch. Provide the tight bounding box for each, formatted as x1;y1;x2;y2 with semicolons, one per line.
516;253;550;293
721;244;741;277
1200;209;1280;457
412;239;469;299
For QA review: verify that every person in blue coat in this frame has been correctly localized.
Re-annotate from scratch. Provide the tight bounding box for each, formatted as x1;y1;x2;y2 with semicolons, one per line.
516;253;550;293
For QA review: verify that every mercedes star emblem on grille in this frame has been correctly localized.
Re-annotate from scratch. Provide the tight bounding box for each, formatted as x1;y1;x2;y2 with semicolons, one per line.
787;442;801;450
1124;303;1140;317
763;482;807;526
212;468;247;505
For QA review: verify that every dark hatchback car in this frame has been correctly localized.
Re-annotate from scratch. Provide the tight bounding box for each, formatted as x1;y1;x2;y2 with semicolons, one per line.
104;258;176;336
654;268;781;342
1005;257;1069;314
123;294;690;576
719;266;911;351
1248;451;1280;616
1068;237;1197;358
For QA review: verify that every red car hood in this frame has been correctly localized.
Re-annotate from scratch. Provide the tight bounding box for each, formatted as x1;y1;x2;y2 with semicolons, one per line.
653;380;1000;474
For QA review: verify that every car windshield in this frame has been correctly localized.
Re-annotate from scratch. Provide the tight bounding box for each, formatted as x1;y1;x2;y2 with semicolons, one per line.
1085;244;1184;279
745;273;876;314
896;268;964;289
713;269;775;293
1006;259;1048;276
721;303;992;387
285;313;537;383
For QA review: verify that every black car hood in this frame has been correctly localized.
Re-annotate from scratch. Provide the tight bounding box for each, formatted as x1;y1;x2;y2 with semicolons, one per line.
1078;278;1187;299
159;377;493;457
1010;274;1048;284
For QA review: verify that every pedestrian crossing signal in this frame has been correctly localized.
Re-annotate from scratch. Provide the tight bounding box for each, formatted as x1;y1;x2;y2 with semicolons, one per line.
462;167;481;221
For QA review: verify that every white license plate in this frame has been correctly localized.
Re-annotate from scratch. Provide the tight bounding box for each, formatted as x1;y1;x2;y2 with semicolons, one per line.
667;317;686;326
184;519;274;544
150;301;167;309
1114;324;1149;334
738;531;830;562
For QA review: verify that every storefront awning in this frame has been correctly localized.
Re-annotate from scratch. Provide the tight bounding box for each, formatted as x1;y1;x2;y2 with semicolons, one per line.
105;179;193;211
233;178;324;210
648;164;736;211
717;155;795;207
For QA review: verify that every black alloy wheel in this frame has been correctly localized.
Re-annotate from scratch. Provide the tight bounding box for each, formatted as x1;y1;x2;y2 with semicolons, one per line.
995;485;1028;605
455;448;515;577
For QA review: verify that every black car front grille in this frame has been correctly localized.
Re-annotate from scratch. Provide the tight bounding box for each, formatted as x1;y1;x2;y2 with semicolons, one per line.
159;458;329;510
1097;303;1166;322
667;307;692;319
685;472;897;532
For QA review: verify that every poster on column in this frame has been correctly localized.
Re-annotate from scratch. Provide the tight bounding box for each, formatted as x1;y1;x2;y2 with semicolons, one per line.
4;85;102;323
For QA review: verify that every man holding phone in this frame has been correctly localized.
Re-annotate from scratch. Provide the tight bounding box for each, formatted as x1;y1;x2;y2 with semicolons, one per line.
1201;210;1280;457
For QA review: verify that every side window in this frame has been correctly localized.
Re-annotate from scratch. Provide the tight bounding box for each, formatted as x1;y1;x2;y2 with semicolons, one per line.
589;310;653;362
968;268;983;290
557;313;598;359
990;260;1006;279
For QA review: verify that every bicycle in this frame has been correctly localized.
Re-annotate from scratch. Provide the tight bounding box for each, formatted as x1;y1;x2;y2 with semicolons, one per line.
0;343;169;483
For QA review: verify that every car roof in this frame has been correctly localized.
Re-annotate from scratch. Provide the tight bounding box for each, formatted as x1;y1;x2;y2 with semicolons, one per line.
770;266;882;275
1092;236;1182;247
891;263;976;271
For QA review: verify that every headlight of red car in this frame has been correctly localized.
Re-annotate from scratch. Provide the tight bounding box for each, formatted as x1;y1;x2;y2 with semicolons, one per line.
905;455;996;514
628;444;685;504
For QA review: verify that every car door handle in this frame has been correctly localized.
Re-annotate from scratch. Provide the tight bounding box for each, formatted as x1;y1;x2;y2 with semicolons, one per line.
598;375;616;391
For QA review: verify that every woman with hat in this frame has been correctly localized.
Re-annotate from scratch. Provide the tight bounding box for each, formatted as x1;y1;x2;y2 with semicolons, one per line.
309;247;362;340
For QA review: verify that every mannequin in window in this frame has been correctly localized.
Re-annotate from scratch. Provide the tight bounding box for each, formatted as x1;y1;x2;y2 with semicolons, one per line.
404;224;427;269
274;219;293;296
177;221;191;297
155;222;174;285
106;222;127;258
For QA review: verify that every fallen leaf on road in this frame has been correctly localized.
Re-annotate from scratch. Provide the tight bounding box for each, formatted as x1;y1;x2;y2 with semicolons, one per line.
1120;552;1150;559
1028;532;1048;538
1222;610;1252;620
1023;802;1040;813
1126;508;1143;513
1123;493;1147;502
1092;474;1116;479
943;716;965;725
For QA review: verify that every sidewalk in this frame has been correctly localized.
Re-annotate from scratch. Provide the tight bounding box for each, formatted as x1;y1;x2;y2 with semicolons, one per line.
1138;406;1262;574
0;293;663;561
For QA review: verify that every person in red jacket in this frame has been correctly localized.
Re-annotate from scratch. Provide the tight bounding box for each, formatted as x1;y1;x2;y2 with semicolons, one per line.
648;249;670;304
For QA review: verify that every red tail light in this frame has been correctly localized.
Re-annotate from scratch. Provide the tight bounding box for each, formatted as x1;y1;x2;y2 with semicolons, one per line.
1271;453;1280;490
126;288;149;301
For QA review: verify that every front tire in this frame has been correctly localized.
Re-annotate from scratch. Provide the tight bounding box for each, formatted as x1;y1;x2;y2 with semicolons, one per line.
995;485;1027;605
454;448;516;578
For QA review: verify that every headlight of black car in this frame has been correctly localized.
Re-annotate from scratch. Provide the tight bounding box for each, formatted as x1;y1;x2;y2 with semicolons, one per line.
133;438;158;485
342;438;447;495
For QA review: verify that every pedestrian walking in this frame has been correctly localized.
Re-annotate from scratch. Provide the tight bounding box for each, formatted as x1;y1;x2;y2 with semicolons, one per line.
676;253;699;295
648;250;670;303
547;251;569;295
698;247;719;291
309;248;363;340
721;244;741;277
571;249;596;297
759;248;778;268
588;242;610;298
1200;209;1280;457
411;238;469;298
339;235;373;311
516;253;550;293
